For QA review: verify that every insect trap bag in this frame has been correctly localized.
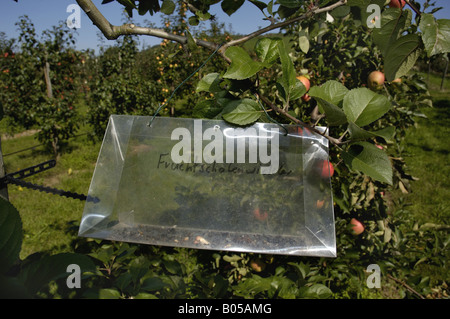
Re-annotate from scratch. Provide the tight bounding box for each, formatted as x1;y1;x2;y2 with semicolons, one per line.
78;115;336;257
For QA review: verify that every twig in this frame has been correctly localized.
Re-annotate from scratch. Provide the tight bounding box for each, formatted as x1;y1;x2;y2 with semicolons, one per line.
405;0;421;16
386;274;426;299
219;0;347;54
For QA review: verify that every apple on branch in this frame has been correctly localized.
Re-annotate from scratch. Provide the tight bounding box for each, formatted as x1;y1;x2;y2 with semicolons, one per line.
367;71;385;91
350;218;365;235
297;75;311;102
389;0;406;9
319;160;335;178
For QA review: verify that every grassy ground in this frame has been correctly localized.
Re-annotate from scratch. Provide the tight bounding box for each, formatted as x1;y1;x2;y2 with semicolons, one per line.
391;72;450;226
2;130;101;259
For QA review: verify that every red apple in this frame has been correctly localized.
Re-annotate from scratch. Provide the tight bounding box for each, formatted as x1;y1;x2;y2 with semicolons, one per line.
389;0;406;8
319;160;334;178
350;218;364;235
296;75;310;91
316;199;325;209
367;71;385;90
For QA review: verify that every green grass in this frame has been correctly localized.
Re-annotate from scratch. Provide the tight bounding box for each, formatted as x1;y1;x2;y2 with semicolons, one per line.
393;72;450;225
398;102;450;224
2;130;101;259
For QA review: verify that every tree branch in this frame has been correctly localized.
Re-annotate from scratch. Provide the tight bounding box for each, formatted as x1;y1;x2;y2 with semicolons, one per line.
76;0;347;59
220;0;347;53
76;0;218;49
76;0;349;138
386;274;426;299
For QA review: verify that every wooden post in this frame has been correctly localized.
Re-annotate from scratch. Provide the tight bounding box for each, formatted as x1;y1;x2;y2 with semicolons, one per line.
44;60;53;99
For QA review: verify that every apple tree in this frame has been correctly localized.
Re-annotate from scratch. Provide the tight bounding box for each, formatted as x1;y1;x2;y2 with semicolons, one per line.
0;16;81;155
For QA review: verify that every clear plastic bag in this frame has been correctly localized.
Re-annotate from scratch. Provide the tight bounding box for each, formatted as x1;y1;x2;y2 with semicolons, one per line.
79;115;336;257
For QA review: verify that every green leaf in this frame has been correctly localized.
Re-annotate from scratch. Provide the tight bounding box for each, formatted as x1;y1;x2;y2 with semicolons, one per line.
330;5;350;19
313;97;347;126
342;142;393;185
163;259;183;275
419;14;450;57
186;30;198;51
343;88;391;127
308;80;349;105
299;283;332;299
117;0;137;16
134;292;158;299
255;37;281;65
277;41;304;103
288;262;310;279
348;122;395;143
99;288;121;299
346;0;366;6
223;254;243;262
160;0;175;15
193;100;221;119
188;16;199;26
0;100;3;121
138;0;160;15
17;253;96;295
277;0;303;8
277;41;296;88
391;48;421;80
0;198;22;274
373;8;411;56
223;46;265;80
249;0;268;12
141;277;169;291
221;0;245;16
299;35;309;54
384;34;421;81
222;99;261;125
196;73;222;93
196;11;211;21
308;81;349;125
277;5;297;19
129;256;151;284
0;274;31;298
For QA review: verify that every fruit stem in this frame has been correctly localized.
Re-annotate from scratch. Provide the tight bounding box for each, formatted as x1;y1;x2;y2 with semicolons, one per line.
405;0;421;16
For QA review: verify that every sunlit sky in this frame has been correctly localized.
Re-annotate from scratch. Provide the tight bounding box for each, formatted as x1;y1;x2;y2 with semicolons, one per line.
0;0;449;53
